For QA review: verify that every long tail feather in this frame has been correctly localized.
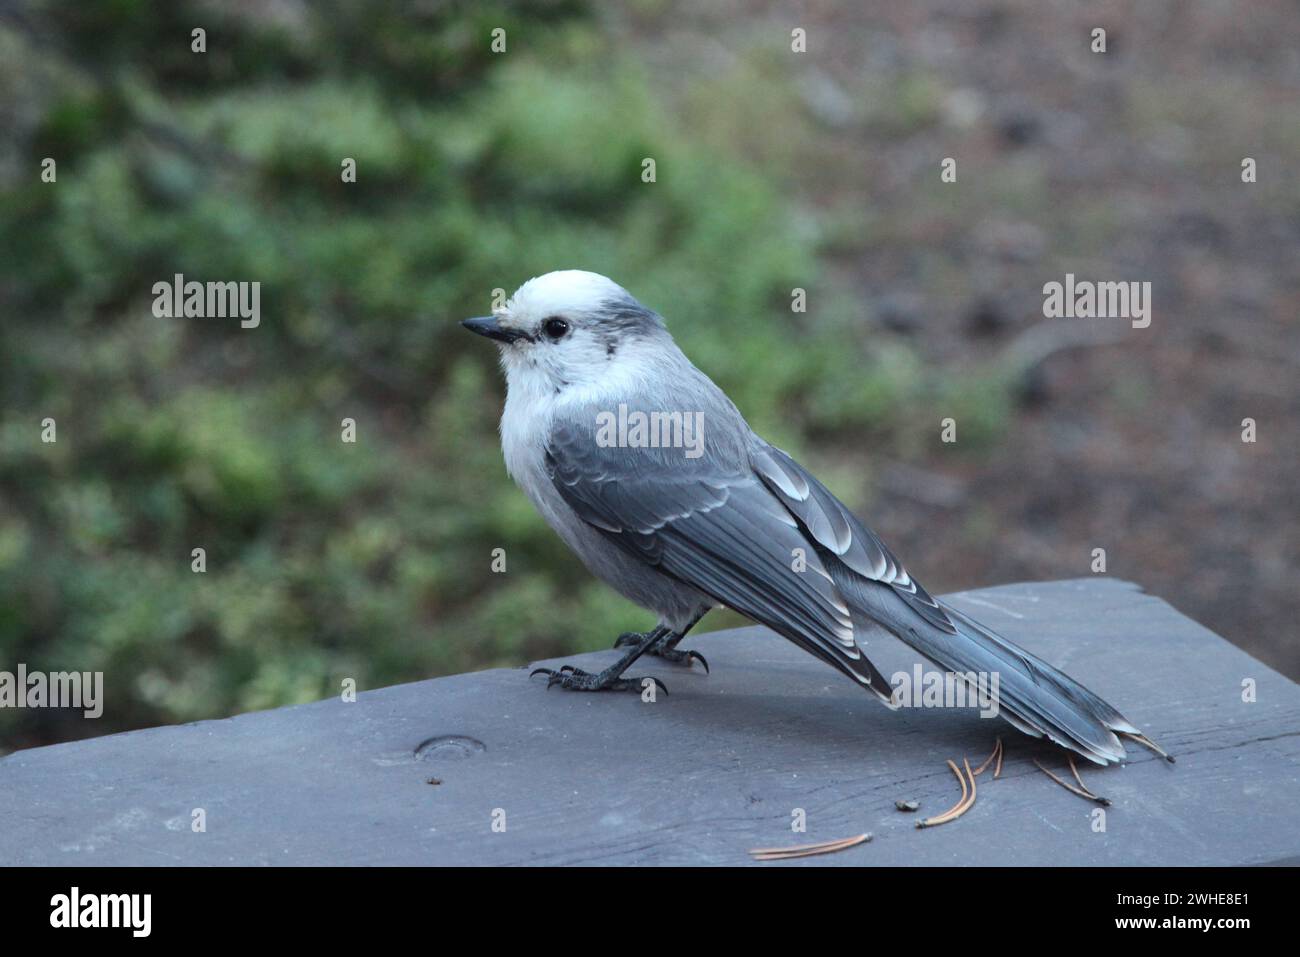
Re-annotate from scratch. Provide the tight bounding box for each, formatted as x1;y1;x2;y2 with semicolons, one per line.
837;577;1144;765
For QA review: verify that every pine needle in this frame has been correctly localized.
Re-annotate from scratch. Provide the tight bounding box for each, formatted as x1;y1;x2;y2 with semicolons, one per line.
917;758;977;828
1034;757;1110;806
916;759;966;828
1067;753;1111;805
973;738;1003;777
749;833;871;861
1120;730;1176;763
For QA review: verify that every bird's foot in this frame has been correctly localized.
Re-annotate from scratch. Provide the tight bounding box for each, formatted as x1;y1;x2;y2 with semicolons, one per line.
613;631;709;673
530;664;668;695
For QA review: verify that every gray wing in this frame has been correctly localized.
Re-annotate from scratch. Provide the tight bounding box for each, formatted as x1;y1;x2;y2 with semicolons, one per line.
543;421;895;698
548;421;1138;764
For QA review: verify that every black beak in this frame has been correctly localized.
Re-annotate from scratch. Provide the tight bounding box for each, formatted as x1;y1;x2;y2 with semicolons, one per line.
460;316;530;344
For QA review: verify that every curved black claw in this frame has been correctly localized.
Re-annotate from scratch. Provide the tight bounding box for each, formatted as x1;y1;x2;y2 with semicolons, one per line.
529;664;585;676
529;667;667;695
618;675;669;695
612;632;708;672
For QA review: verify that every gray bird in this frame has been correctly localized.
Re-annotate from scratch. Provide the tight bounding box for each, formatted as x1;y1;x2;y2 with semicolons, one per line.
462;270;1162;766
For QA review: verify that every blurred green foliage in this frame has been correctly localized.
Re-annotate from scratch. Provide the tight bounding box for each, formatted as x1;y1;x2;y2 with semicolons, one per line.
0;1;1005;748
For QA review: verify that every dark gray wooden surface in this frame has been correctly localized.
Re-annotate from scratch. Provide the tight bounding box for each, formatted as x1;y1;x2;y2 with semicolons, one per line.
2;578;1297;866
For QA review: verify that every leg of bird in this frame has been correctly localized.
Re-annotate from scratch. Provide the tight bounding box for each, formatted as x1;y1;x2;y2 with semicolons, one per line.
612;613;709;672
532;629;670;695
612;624;668;652
614;629;708;672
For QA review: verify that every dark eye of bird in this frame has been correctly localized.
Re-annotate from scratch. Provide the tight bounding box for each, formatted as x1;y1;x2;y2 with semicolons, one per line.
542;317;570;340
